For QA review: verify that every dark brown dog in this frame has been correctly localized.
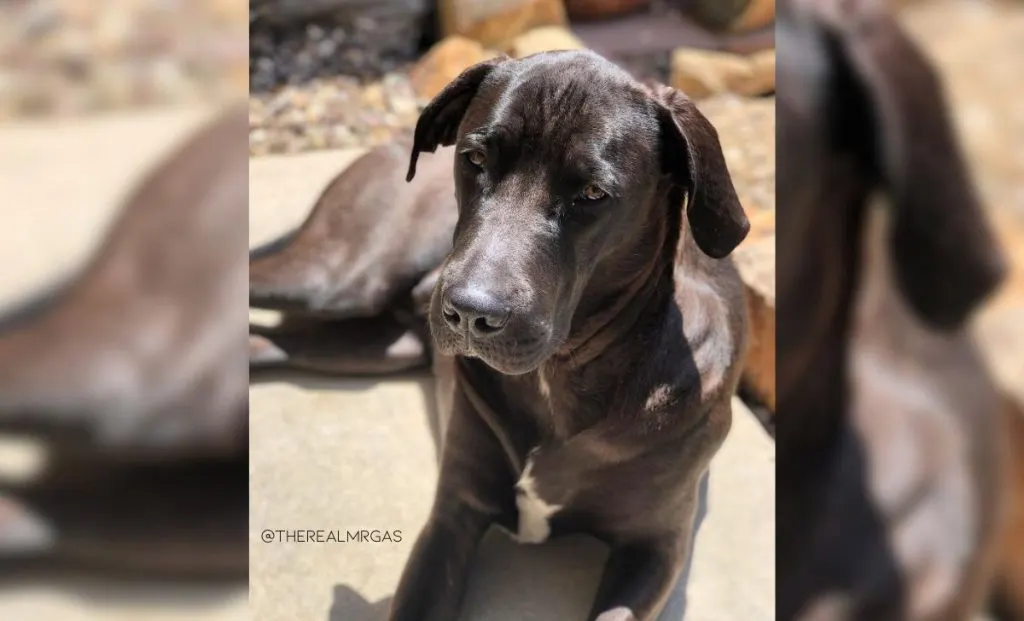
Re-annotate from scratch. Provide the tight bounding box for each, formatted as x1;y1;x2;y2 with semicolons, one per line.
251;50;751;621
0;105;249;575
777;1;1010;618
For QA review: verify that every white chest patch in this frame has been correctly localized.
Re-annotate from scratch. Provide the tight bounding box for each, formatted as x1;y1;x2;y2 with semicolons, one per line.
514;454;563;544
537;371;551;401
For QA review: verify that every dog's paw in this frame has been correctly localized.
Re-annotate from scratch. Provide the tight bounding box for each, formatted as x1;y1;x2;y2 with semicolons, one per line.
594;606;638;621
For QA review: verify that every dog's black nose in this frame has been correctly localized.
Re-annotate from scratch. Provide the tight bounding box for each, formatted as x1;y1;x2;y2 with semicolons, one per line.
442;287;510;337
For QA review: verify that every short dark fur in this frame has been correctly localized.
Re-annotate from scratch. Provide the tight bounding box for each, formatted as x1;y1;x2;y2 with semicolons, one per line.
394;50;749;621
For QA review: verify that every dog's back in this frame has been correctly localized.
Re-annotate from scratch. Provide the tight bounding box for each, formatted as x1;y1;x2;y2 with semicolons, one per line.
0;104;250;458
249;142;458;318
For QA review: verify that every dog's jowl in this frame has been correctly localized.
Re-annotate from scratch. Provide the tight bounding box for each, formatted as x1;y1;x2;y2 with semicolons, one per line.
388;49;751;621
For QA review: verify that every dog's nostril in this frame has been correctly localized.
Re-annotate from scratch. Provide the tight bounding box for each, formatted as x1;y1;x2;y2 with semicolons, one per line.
474;315;504;334
445;287;509;337
442;307;460;327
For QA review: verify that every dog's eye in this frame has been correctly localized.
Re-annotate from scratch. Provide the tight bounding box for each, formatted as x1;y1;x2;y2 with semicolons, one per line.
465;150;486;168
578;184;607;202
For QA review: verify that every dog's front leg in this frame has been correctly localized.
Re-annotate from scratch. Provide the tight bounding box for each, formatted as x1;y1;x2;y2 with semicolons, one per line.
588;535;690;621
390;386;514;621
388;497;491;621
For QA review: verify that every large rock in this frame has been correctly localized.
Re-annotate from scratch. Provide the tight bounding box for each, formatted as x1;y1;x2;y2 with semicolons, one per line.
564;0;650;21
506;26;585;58
250;0;427;24
731;0;775;32
439;0;568;49
742;49;777;96
670;48;775;99
409;36;499;101
686;0;774;32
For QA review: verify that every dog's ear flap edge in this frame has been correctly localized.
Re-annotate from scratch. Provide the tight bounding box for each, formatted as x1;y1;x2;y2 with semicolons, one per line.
828;10;1006;328
407;56;508;182
653;86;750;259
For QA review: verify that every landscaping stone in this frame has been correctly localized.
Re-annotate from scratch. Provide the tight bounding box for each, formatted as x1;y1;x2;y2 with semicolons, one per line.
439;0;568;48
564;0;650;21
0;0;246;120
686;0;774;32
506;26;586;58
670;48;775;99
409;36;499;101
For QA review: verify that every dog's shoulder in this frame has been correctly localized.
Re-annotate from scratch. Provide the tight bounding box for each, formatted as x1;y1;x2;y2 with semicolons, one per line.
624;263;744;441
668;254;748;396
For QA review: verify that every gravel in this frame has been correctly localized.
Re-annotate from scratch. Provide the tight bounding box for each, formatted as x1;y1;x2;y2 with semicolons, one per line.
248;72;421;156
248;0;431;93
0;0;247;120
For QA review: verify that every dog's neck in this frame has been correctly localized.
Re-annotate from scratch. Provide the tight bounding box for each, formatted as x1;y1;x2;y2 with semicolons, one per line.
553;185;682;371
777;167;871;477
557;256;672;372
456;193;679;457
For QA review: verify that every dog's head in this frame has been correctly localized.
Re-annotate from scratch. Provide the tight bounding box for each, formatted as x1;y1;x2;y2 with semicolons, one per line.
778;0;1005;332
407;50;748;374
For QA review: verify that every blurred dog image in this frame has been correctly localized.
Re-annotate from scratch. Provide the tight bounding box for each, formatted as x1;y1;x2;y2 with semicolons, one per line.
776;0;1021;619
0;105;249;576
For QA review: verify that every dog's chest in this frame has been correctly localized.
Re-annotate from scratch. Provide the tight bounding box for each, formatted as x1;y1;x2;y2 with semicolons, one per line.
501;373;599;544
851;351;980;618
512;450;564;544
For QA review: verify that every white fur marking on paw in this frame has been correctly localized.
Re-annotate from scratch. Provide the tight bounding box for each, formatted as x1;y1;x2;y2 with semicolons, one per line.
514;455;562;544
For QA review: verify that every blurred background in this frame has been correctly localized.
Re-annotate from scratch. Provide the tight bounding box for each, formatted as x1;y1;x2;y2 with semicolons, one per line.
0;1;248;620
775;0;1023;618
897;1;1024;615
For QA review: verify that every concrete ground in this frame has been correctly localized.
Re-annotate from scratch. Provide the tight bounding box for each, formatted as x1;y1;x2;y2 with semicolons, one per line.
249;150;776;620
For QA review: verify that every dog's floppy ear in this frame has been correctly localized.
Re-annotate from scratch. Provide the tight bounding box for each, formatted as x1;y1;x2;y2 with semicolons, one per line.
407;56;508;182
821;4;1006;328
652;86;750;258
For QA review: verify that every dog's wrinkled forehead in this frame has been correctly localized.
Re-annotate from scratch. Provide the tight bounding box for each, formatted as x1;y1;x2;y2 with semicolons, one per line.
464;52;657;166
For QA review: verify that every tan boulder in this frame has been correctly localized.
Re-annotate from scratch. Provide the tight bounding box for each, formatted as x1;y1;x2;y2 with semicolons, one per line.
409;36;499;102
564;0;650;21
439;0;568;49
689;0;774;32
731;0;775;32
738;49;776;97
670;48;775;99
506;26;585;58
